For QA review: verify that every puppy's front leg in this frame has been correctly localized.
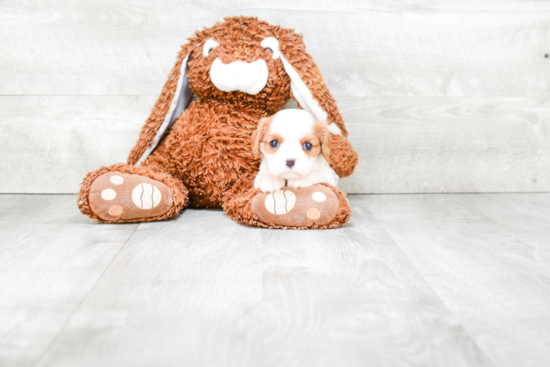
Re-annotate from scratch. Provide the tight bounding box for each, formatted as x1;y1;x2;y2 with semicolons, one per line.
254;172;286;193
258;178;286;193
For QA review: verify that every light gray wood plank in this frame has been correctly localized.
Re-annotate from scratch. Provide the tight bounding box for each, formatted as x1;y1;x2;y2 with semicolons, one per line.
0;96;155;194
233;0;550;12
36;209;263;367
260;212;493;367
1;96;548;194
0;195;139;367
1;1;549;96
362;193;550;367
464;194;550;264
34;199;494;367
2;193;550;366
338;96;550;194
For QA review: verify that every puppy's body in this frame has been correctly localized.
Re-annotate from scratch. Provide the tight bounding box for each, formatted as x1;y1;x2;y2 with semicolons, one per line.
252;109;338;193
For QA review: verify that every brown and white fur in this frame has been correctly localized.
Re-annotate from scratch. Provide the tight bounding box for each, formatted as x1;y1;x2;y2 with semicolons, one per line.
252;109;338;193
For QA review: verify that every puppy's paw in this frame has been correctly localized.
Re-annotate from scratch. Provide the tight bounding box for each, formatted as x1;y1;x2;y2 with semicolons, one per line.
287;177;316;189
258;177;286;193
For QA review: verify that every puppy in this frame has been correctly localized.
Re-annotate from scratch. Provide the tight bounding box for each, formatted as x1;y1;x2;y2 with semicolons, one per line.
252;109;338;193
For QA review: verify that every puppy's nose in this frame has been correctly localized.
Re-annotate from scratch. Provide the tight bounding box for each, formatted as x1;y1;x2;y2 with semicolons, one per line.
286;159;296;168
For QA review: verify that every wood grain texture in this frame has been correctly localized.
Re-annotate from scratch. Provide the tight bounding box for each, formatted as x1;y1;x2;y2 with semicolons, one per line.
36;208;263;367
0;195;138;367
30;196;493;367
338;96;550;193
2;193;550;366
0;1;549;97
1;1;549;194
260;222;493;367
361;193;550;367
0;96;155;193
1;96;548;194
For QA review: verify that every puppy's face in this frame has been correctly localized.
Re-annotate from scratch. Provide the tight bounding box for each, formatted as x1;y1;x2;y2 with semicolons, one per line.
252;110;331;180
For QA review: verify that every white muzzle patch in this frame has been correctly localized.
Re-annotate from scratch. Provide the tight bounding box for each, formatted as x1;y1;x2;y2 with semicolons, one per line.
210;58;269;95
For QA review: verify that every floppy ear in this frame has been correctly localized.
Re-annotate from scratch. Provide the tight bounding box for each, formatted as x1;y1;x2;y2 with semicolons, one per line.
262;30;348;138
128;39;200;166
251;115;273;159
315;120;332;161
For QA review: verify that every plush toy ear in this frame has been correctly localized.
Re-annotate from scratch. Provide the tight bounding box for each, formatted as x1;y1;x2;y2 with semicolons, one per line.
128;41;198;166
261;32;348;138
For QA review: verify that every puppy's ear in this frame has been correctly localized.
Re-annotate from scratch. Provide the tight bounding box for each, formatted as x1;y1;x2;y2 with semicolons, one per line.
315;120;332;161
252;116;273;159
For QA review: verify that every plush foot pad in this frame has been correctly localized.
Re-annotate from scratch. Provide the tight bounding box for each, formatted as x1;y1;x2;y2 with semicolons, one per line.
251;184;339;228
88;171;173;221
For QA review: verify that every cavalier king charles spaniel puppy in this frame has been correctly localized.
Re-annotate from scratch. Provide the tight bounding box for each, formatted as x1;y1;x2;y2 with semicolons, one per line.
251;109;338;193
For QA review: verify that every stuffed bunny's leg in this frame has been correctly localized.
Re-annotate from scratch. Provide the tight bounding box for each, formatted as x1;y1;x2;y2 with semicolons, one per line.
223;174;351;230
78;163;188;223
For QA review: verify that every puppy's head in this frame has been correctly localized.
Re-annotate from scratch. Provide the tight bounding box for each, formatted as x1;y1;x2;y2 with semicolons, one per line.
252;109;331;180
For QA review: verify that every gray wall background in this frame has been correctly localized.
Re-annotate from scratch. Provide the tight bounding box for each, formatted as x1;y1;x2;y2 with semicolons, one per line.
1;0;549;194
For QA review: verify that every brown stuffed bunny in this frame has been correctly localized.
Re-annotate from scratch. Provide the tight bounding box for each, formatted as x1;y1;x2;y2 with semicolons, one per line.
78;16;358;229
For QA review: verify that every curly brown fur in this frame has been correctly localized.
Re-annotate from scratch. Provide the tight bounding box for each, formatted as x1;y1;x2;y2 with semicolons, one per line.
329;135;359;178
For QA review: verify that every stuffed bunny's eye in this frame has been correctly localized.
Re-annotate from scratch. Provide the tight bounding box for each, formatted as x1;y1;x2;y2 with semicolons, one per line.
303;142;312;151
270;140;279;148
203;39;220;57
260;37;281;59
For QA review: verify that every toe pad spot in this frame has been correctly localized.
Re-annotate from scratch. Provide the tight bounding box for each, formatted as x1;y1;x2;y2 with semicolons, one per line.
101;189;116;200
110;175;124;185
109;205;123;216
312;192;327;202
306;207;321;220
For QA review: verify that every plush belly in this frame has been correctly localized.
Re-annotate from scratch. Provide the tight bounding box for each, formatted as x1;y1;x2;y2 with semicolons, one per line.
162;101;266;208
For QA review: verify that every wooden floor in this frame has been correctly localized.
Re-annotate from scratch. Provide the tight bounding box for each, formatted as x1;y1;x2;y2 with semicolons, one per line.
1;193;549;367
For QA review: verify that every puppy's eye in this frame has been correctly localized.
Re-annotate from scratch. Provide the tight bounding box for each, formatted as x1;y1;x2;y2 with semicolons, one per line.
303;142;312;151
270;140;279;148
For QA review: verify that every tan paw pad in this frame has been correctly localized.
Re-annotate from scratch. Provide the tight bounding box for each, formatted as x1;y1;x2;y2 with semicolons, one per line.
89;171;173;221
252;184;339;228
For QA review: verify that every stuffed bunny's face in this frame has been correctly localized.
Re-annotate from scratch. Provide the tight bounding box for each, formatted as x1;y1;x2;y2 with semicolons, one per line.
132;16;349;165
184;18;291;111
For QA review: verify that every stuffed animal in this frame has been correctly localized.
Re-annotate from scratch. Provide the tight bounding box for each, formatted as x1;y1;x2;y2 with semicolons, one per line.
78;16;358;229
